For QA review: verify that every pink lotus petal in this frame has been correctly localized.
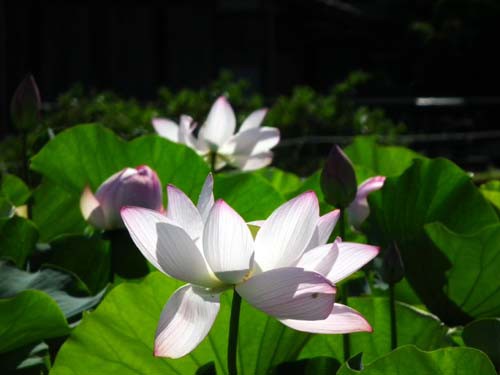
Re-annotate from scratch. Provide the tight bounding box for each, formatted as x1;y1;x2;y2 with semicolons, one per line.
197;174;214;223
230;151;274;171
295;240;340;277
348;176;386;229
166;185;203;242
306;209;340;250
327;242;379;283
203;200;254;283
221;127;280;157
121;207;220;288
155;284;220;358
198;96;236;149
80;185;106;229
152;118;179;142
254;191;319;271
280;303;372;334
236;267;336;320
239;108;268;132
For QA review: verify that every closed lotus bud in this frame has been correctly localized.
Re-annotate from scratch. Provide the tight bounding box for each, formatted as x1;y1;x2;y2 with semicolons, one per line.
10;75;42;130
381;241;405;284
80;165;163;230
320;145;357;208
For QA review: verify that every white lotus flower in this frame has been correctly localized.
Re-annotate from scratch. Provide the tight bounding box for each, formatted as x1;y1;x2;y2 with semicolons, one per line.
121;174;378;358
152;96;280;171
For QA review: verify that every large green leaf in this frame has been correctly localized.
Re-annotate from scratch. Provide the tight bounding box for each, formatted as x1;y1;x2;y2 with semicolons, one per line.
256;167;302;196
52;272;309;375
365;158;499;324
425;223;500;319
0;290;69;353
337;345;496;375
30;124;210;241
0;261;106;319
344;136;424;181
299;297;450;364
463;318;500;370
0;216;38;267
214;173;285;221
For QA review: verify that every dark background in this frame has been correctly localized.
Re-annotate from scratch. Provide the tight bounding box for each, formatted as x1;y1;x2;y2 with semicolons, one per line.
2;0;500;168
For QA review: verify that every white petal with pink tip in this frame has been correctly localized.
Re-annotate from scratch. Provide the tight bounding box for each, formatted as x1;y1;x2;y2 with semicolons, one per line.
198;96;236;148
254;191;319;271
236;267;336;320
121;207;220;287
154;285;220;358
327;242;379;283
295;241;339;277
280;303;372;334
239;108;268;132
166;185;203;242
203;200;254;284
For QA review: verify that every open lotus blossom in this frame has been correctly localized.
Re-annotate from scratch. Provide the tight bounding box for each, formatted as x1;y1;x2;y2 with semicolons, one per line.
121;174;378;358
152;96;280;171
347;176;386;229
80;165;163;230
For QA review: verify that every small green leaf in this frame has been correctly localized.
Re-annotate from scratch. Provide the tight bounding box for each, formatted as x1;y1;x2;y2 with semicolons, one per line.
480;180;500;211
0;261;106;319
337;345;496;375
0;216;38;267
0;290;69;353
1;174;31;206
41;234;111;294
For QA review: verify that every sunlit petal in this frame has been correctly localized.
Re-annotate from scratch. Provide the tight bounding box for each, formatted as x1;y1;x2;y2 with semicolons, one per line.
254;191;319;271
236;267;335;320
203;200;254;283
154;284;220;358
280;303;372;334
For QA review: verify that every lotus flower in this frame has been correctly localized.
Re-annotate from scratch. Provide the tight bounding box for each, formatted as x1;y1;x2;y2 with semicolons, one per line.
152;96;280;171
347;176;386;229
80;165;162;230
121;174;379;358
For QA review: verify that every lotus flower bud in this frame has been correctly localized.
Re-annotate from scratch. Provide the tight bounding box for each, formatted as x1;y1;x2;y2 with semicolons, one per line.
80;165;163;230
320;145;357;208
381;241;405;284
10;75;42;130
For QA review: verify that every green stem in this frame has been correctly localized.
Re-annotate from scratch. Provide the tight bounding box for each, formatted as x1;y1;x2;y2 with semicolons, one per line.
389;283;397;350
210;152;216;173
339;208;350;361
338;207;346;239
227;289;242;375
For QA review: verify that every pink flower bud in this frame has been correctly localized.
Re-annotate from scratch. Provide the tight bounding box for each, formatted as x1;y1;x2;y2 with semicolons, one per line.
10;75;42;130
320;145;357;208
80;165;163;230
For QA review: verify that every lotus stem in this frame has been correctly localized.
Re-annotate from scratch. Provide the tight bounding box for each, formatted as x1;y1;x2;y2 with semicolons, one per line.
227;289;242;375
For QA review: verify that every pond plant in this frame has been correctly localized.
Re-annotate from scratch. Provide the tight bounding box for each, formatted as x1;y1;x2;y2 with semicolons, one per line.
0;75;499;375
